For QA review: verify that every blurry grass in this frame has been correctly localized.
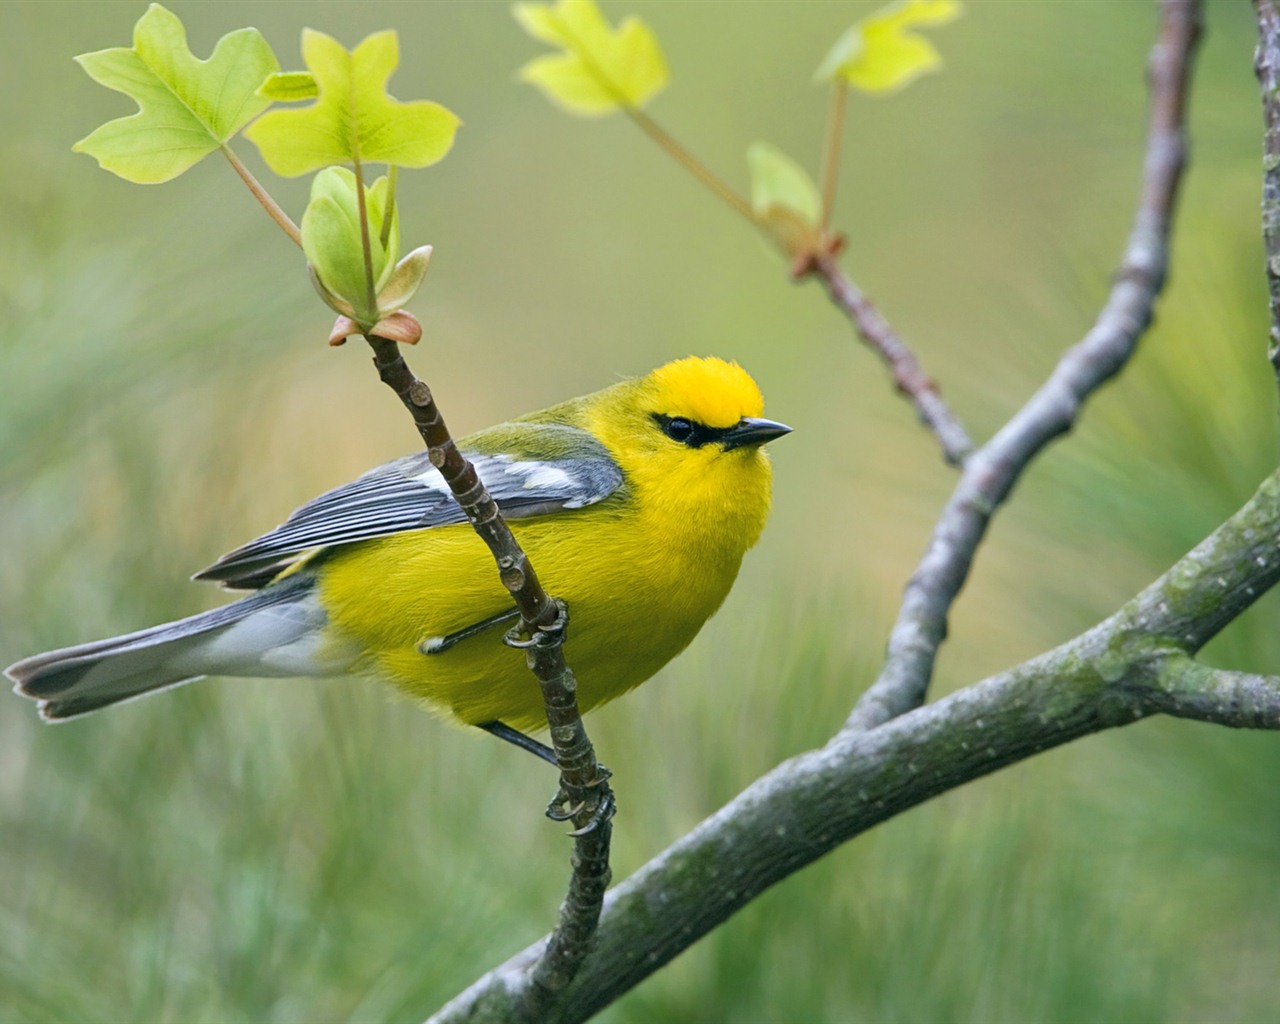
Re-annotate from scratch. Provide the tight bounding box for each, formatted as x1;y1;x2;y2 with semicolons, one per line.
4;2;1280;1023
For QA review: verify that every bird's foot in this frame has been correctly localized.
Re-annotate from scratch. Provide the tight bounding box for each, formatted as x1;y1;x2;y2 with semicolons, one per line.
546;763;615;835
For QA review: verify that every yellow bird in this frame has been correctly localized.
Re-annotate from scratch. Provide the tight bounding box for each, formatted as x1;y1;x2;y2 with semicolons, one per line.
7;356;788;752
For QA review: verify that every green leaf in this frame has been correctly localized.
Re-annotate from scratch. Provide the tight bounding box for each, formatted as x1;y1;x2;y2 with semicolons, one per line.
244;29;461;177
746;142;823;259
816;0;961;95
71;4;278;183
514;0;668;116
259;71;318;102
747;143;821;226
301;167;401;325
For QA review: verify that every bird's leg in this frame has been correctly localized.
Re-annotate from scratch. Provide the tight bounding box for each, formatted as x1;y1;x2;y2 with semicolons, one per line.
477;719;558;766
418;608;520;655
498;601;614;831
477;720;615;830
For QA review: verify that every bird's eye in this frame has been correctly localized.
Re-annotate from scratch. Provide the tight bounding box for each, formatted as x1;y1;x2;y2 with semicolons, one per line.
662;417;694;443
653;413;722;448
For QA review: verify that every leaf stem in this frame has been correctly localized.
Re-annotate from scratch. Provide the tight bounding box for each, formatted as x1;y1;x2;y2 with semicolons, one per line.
380;165;398;252
819;83;847;231
543;11;755;225
351;158;378;321
219;145;301;246
624;108;755;222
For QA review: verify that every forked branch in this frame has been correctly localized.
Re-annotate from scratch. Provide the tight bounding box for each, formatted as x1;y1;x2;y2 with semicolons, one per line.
847;0;1202;731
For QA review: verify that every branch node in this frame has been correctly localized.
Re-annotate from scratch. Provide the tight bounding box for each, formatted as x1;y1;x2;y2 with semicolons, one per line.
408;380;433;407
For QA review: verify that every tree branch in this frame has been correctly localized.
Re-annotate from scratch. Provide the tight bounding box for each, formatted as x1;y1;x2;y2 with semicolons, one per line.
847;0;1202;731
361;335;612;1014
1150;658;1280;728
431;468;1280;1024
1254;0;1280;389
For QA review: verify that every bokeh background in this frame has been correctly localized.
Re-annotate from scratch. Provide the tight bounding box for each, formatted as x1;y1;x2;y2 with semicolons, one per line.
2;1;1277;1020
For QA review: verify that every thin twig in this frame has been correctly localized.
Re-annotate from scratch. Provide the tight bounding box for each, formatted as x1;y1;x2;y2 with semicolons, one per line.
625;102;976;465
381;165;399;252
352;160;378;322
808;255;975;465
819;82;847;232
607;66;970;465
361;335;613;1012
1254;0;1280;390
846;0;1202;731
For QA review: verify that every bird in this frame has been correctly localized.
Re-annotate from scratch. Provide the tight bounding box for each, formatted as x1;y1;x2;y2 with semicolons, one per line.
6;356;789;755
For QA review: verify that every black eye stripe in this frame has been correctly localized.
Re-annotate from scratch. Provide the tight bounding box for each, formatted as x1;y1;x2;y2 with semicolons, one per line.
653;413;729;449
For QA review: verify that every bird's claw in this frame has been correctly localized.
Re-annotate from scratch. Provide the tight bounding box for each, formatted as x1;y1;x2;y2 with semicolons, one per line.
545;793;584;822
503;599;569;650
545;764;615;834
567;792;616;836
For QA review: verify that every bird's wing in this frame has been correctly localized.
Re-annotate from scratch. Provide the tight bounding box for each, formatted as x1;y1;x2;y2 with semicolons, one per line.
196;422;625;589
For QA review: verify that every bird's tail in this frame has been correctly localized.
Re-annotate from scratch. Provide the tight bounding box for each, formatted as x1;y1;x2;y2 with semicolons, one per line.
6;574;342;721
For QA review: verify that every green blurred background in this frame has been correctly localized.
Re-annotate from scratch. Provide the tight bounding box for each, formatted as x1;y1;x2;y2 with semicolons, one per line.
2;1;1278;1020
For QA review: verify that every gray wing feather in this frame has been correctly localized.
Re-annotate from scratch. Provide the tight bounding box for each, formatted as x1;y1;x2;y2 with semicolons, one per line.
197;431;624;588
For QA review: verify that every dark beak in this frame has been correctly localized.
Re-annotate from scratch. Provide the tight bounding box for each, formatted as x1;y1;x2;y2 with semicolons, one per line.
721;417;793;451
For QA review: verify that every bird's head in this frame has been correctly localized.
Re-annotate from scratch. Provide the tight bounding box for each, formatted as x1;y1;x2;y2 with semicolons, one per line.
585;356;790;543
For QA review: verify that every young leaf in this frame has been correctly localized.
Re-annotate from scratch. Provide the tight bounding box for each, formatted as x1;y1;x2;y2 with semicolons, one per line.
71;3;278;184
301;167;401;325
377;245;434;316
747;142;823;260
748;143;821;225
514;0;668;116
259;71;318;102
816;0;961;95
244;29;461;177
